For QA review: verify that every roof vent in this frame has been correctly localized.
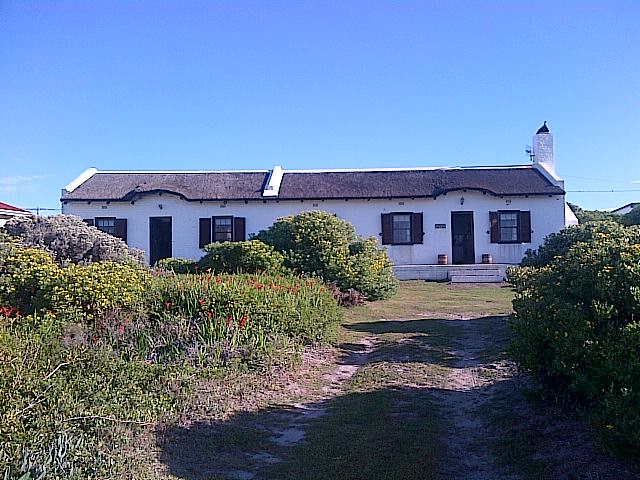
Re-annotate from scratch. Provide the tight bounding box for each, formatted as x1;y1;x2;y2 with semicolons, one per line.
262;165;284;197
536;121;549;134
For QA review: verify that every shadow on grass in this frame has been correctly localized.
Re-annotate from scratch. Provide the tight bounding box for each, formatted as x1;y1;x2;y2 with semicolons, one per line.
343;315;499;335
158;385;462;480
157;317;507;480
343;316;508;368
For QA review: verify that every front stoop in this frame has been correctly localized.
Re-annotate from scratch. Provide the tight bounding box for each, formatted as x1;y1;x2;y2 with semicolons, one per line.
393;264;508;283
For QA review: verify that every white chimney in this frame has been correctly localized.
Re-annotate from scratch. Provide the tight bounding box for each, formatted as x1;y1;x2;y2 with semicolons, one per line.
262;165;284;197
533;121;555;174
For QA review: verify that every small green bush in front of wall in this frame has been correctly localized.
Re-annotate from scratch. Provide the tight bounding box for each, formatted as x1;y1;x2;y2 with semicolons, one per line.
198;240;285;275
255;211;397;300
155;257;198;274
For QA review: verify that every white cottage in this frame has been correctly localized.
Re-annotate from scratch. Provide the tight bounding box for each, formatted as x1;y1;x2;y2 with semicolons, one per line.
61;125;576;279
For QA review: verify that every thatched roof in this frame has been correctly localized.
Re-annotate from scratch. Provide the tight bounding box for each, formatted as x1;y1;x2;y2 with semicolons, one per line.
61;166;564;202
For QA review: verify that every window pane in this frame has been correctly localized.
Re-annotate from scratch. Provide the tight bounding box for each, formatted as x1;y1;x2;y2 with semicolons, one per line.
96;218;116;235
392;214;411;244
213;217;233;242
499;213;518;242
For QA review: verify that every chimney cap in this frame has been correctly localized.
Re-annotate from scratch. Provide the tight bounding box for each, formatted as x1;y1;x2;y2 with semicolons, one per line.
536;121;549;134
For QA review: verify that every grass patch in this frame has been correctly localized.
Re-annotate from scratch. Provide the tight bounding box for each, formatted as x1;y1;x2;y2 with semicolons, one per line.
343;281;513;325
482;388;553;479
350;361;450;391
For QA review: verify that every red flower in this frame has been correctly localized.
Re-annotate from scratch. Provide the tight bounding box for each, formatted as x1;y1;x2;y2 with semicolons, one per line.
0;305;21;318
198;299;206;305
215;277;222;283
164;301;172;309
254;283;264;290
239;316;248;328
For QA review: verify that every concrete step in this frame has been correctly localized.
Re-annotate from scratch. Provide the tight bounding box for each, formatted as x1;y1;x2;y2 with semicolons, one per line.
451;268;501;276
449;274;504;283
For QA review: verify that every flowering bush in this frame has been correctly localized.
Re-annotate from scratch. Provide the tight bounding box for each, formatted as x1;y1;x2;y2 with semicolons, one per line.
0;242;149;319
146;272;341;351
521;221;640;267
3;214;144;265
509;229;640;456
47;262;150;319
339;237;397;301
0;243;60;313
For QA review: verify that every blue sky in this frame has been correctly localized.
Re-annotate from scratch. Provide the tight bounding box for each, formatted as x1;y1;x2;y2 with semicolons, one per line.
1;0;638;212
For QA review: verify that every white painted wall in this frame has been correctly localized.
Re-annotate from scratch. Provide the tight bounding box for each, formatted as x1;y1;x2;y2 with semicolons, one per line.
62;191;566;265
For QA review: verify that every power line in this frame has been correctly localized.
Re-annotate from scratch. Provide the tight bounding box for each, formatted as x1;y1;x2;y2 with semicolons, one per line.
567;189;640;193
25;207;62;215
559;173;640;185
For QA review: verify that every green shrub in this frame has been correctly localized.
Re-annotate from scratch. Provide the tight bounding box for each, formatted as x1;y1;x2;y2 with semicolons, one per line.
567;202;621;224
255;211;356;276
2;215;144;265
256;211;396;300
0;312;177;479
0;243;149;319
509;230;640;456
48;262;150;319
155;257;197;274
0;243;60;314
199;240;285;274
521;221;640;266
339;237;397;301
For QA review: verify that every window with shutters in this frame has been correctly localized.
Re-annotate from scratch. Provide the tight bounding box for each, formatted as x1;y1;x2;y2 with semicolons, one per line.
199;216;246;247
381;212;423;245
490;210;531;244
95;217;116;236
93;217;127;243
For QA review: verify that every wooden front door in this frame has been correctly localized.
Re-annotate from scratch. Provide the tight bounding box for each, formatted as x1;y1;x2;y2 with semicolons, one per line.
451;212;475;264
150;217;172;265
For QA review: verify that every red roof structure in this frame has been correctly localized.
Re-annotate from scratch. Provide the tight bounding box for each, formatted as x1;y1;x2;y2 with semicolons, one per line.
0;201;28;212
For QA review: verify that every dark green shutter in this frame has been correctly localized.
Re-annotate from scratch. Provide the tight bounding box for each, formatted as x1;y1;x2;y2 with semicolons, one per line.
519;211;531;243
199;218;211;248
381;213;393;245
233;217;246;241
114;218;127;243
489;212;499;243
411;212;424;244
